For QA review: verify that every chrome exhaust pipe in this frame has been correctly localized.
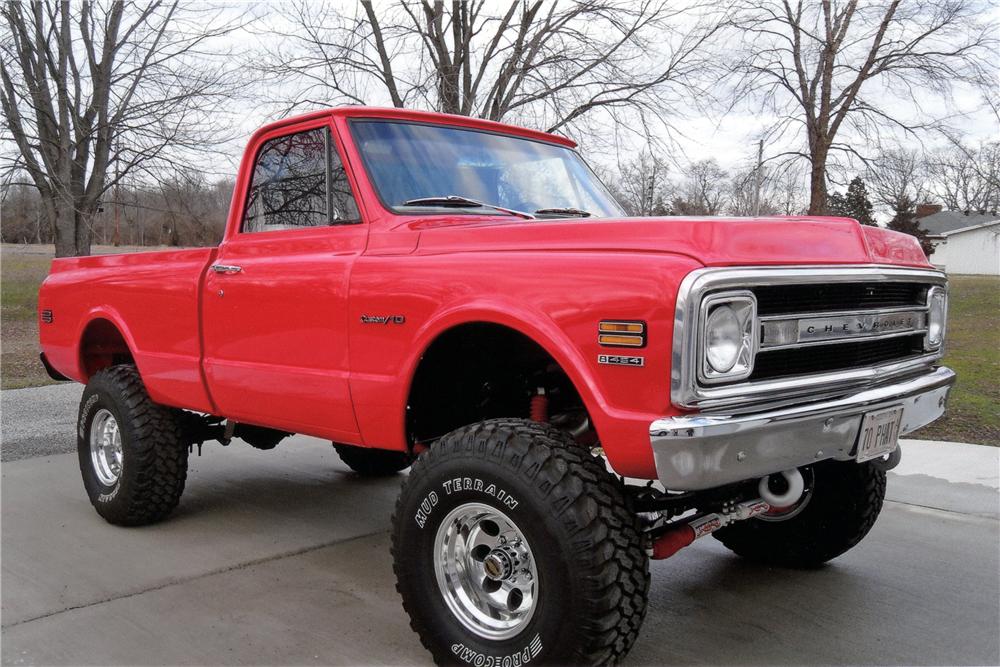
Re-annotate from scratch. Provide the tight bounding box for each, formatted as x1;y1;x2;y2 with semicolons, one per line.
758;469;805;509
649;469;808;560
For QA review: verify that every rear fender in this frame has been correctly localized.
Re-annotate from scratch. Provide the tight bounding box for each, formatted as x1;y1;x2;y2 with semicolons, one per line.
74;307;141;382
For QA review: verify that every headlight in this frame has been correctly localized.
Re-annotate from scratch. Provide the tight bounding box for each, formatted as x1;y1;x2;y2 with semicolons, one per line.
700;292;757;383
925;285;947;349
706;306;741;372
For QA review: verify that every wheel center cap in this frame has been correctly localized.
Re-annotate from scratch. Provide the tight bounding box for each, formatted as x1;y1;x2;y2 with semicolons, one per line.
483;551;513;581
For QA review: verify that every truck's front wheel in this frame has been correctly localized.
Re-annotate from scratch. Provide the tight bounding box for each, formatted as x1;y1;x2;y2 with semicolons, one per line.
714;459;886;567
77;365;189;526
392;419;648;665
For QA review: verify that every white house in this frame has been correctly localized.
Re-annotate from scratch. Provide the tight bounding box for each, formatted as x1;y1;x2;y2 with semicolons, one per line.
928;220;1000;275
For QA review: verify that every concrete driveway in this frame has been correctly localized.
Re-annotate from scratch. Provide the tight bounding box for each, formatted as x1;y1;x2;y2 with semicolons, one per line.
2;384;998;666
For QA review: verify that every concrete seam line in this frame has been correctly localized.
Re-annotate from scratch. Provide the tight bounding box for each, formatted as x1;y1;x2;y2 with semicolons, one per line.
1;528;390;630
884;498;999;522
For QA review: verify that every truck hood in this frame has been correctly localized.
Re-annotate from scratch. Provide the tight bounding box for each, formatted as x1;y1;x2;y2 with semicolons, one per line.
408;215;932;268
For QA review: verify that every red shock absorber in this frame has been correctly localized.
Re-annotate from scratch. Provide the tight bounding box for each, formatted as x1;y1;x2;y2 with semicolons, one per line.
529;389;549;423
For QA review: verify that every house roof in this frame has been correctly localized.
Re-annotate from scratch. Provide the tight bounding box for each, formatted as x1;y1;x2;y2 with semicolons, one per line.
939;219;1000;237
916;210;999;236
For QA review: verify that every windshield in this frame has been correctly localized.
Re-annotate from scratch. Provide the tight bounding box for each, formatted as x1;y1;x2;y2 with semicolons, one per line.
350;120;625;218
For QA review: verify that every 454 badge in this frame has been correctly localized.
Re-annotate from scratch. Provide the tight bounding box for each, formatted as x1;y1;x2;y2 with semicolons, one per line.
598;354;644;367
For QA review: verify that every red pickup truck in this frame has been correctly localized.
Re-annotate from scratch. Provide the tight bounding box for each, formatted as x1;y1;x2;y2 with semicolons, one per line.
39;107;954;665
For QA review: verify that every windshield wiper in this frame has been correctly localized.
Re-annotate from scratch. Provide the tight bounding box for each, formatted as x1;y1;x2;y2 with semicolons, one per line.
401;195;535;220
534;207;592;218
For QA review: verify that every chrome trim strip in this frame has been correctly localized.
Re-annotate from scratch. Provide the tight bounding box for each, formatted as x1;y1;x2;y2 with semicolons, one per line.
671;266;947;410
757;304;930;322
651;366;955;491
695;353;941;412
760;324;928;351
760;306;928;350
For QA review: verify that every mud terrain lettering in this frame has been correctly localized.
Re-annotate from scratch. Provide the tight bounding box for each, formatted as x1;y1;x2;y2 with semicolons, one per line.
442;477;518;509
414;490;439;528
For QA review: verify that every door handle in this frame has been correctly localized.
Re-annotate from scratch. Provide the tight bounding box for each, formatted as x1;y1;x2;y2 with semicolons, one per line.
210;264;243;274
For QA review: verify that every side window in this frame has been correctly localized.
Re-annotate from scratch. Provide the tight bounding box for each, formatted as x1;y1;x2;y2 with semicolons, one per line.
242;127;360;233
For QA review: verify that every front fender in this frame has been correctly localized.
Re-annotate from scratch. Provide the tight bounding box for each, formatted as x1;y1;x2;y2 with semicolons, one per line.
348;250;702;479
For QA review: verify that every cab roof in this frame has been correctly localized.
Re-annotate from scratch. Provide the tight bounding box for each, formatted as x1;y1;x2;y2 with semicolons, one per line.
252;106;578;149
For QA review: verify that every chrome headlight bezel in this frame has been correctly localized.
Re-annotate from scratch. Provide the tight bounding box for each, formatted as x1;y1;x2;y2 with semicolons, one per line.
698;291;758;384
924;285;948;350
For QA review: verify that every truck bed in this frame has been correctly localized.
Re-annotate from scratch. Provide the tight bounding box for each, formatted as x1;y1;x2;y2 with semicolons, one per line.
38;247;219;412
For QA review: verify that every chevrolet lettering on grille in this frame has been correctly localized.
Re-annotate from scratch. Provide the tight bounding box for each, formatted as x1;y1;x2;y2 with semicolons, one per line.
761;309;927;349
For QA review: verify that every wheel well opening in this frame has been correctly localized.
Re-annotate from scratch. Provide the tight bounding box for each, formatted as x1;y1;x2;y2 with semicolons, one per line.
406;323;593;448
80;319;134;379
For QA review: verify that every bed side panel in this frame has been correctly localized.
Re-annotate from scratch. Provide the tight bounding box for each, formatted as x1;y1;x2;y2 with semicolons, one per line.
38;248;217;412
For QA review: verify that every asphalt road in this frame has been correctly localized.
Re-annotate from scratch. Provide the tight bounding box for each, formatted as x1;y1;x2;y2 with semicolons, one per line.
2;384;998;666
0;383;81;461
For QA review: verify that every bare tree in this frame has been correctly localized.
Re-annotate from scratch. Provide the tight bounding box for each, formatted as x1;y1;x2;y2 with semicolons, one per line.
865;147;928;211
613;151;671;215
257;0;727;145
672;158;728;215
1;1;246;256
927;140;1000;214
730;0;997;215
2;172;233;247
728;160;807;216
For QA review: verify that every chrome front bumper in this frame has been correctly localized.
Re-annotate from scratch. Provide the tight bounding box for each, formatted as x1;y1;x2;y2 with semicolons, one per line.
650;366;956;491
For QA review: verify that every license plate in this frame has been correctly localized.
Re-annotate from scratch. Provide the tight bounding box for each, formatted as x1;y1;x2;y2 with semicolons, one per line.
855;406;904;462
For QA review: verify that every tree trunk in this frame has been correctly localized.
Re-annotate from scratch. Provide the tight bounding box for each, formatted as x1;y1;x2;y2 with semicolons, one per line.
807;145;829;215
48;195;96;257
52;199;77;257
75;209;92;256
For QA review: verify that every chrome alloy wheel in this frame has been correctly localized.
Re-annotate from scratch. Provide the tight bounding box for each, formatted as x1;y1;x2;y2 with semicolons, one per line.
433;502;538;640
90;408;123;486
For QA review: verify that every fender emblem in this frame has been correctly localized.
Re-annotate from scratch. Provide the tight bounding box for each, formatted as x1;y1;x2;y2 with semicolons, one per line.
598;354;644;367
361;315;406;325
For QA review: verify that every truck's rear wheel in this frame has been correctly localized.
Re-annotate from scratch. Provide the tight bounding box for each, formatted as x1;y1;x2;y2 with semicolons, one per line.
77;365;188;526
714;459;886;567
334;444;411;476
392;419;648;665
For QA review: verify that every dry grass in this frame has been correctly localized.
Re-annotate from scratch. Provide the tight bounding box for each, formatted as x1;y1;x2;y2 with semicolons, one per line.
2;245;56;389
1;244;165;389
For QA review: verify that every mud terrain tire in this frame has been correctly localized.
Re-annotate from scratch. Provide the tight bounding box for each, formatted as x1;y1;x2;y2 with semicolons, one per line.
715;459;886;567
77;365;188;526
392;419;649;665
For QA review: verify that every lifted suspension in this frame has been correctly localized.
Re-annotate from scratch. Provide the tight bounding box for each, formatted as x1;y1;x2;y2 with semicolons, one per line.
176;411;290;454
630;468;807;560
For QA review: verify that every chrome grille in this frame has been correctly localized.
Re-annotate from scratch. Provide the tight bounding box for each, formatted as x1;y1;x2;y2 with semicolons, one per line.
752;282;928;315
748;281;932;379
750;334;925;381
671;267;947;410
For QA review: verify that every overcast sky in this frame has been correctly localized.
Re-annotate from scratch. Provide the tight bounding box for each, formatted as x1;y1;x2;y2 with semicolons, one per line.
207;1;998;194
3;1;995;201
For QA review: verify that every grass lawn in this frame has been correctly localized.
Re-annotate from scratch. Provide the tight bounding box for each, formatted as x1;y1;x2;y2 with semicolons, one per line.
2;244;57;389
1;243;161;389
909;275;1000;446
2;244;997;445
